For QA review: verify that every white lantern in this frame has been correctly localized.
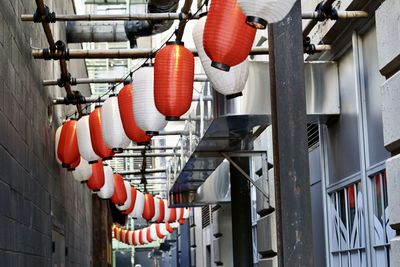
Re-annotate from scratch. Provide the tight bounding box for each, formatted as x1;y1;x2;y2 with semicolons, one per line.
127;230;133;245
133;67;167;135
141;228;150;244
183;208;190;219
55;123;63;164
117;181;132;211
193;14;249;98
72;158;92;182
163;200;171;222
76;115;100;163
159;223;170;236
97;165;114;199
134;230;141;245
149;224;158;241
237;0;296;29
131;190;145;218
151;198;161;222
101;95;131;153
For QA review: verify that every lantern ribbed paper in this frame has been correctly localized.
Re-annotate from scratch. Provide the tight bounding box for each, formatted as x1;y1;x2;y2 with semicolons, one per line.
237;0;296;29
142;193;155;221
118;83;152;145
97;165;114;199
72;158;92;182
193;14;249;98
117;181;132;211
154;42;194;120
133;67;167;135
131;190;145;218
55;124;63;165
122;187;137;215
203;0;256;71
86;160;105;191
89;106;114;160
76;114;100;163
57;119;80;169
111;173;127;205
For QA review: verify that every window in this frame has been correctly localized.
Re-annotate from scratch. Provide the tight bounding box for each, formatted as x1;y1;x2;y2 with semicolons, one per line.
329;182;366;267
370;171;395;267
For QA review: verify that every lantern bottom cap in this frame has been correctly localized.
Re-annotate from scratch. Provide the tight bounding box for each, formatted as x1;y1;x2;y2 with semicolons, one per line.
102;156;113;160
112;148;124;153
246;16;268;29
146;131;159;136
89;160;99;164
93;189;100;192
211;61;230;72
62;163;70;169
80;181;88;184
166;116;180;121
67;168;76;171
226;92;243;100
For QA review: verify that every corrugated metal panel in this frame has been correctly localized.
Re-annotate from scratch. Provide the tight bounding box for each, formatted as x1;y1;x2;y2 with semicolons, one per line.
201;206;210;229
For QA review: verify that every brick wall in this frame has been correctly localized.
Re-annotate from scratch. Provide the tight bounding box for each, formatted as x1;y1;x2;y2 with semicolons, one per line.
0;0;92;266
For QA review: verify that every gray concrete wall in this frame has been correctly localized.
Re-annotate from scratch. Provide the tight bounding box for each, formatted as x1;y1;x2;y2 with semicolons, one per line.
0;0;92;266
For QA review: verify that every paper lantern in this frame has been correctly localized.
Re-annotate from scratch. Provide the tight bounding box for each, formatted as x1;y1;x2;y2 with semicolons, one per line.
87;160;105;191
72;158;92;183
111;173;127;205
97;165;114;199
237;0;296;29
193;14;249;98
178;218;186;225
142;193;155;221
117;181;132;211
162;200;171;222
89;106;114;160
149;224;160;240
176;208;184;221
203;0;256;71
134;230;141;246
168;208;177;223
116;228;122;241
117;83;152;145
127;230;134;245
122;187;137;215
124;230;130;244
131;190;145;219
151;197;160;222
113;226;118;239
141;228;150;244
76;114;100;164
68;156;81;171
57;119;80;169
133;67;167;135
183;208;190;219
132;230;138;246
154;42;194;120
55;124;63;165
159;223;170;236
147;227;155;243
155;198;165;223
166;222;174;233
101;96;131;153
155;224;165;239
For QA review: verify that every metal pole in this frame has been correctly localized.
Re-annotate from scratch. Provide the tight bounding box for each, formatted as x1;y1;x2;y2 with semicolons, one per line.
268;1;314;266
43;75;208;86
31;46;332;59
175;0;193;42
34;0;55;49
119;169;166;175
302;0;336;38
229;157;253;266
301;10;368;19
113;153;177;158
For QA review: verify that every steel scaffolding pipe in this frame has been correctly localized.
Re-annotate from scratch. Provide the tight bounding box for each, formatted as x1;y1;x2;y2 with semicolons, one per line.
32;45;331;60
43;75;208;86
119;169;166;175
123;176;167;181
125;146;175;151
113;153;178;158
51;95;212;105
21;10;366;22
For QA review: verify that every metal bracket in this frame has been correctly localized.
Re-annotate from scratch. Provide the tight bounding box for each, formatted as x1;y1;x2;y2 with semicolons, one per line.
33;5;56;23
315;1;338;21
221;152;269;200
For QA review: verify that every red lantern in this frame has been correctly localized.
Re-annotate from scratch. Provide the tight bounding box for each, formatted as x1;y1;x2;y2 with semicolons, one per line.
111;173;127;205
168;208;177;223
203;0;256;71
125;230;130;244
138;229;144;245
122;187;137;215
155;224;165;239
178;218;186;225
154;42;195;121
177;207;185;220
142;193;155;221
166;222;174;233
86;160;105;191
132;231;137;246
113;226;117;239
57;119;80;169
117;84;152;145
89;106;114;160
155;198;165;223
67;156;81;171
146;227;154;243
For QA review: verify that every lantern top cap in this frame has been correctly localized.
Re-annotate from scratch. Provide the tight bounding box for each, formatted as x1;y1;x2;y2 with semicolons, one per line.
199;12;208;18
94;104;102;108
109;94;117;98
166;41;184;46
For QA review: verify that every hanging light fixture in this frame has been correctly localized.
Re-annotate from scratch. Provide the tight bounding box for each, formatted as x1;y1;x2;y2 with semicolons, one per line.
57;119;80;169
118;83;152;145
203;0;256;72
68;156;81;171
142;193;155;221
86;160;105;191
122;187;137;215
55;124;63;165
155;224;165;239
76;114;100;164
131;190;145;219
154;42;194;121
176;208;184;221
97;165;114;199
159;223;170;236
127;230;134;245
133;67;167;135
168;208;177;223
124;230;130;244
166;222;175;233
101;96;131;153
193;13;250;99
182;208;190;219
141;228;150;244
131;230;138;246
154;198;165;223
89;106;115;160
147;227;156;243
111;173;128;205
151;197;160;222
72;158;92;183
163;200;171;222
134;230;141;245
117;181;132;211
237;0;296;29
